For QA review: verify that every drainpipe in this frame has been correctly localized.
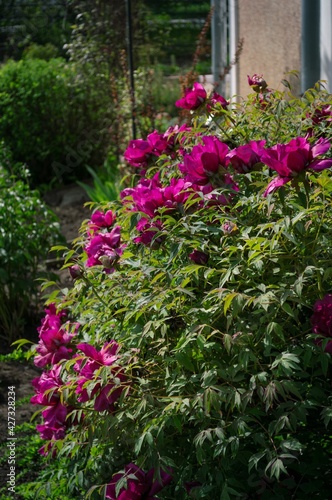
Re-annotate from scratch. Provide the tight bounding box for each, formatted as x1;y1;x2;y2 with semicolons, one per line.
126;0;136;140
229;0;238;99
301;0;320;93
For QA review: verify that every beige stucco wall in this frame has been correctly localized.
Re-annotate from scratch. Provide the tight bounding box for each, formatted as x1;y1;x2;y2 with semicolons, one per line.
237;0;302;97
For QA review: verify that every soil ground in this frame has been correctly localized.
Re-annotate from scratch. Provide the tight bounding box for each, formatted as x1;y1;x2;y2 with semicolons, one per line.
0;184;91;492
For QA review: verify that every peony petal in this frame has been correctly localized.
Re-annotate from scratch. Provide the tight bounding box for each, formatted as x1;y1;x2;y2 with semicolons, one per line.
263;176;291;197
310;158;332;172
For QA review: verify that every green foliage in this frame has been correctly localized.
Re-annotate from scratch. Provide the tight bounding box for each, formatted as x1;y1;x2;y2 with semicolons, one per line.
77;157;122;204
22;43;60;61
0;0;75;61
143;0;211;66
0;57;112;186
0;152;62;343
25;79;332;498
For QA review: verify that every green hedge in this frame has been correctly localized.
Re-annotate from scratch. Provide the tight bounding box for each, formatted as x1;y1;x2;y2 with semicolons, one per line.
0;58;112;186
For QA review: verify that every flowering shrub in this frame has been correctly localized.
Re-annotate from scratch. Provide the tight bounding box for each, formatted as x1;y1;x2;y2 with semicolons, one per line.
26;76;332;499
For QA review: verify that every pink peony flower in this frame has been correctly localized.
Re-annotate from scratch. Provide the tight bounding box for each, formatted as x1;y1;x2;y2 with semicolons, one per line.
311;294;332;353
74;341;121;374
175;82;207;110
262;137;332;196
226;140;266;173
105;463;172;500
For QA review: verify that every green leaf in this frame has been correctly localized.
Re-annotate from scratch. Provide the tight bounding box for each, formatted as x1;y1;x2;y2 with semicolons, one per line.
223;292;238;315
175;351;195;372
248;450;266;472
266;457;288;480
321;406;332;427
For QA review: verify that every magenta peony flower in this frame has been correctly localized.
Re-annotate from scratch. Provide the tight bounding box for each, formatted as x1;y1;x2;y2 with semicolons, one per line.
105;463;172;500
74;341;121;374
133;218;164;248
31;365;69;433
84;225;124;270
309;104;332;125
262;137;332;196
197;179;239;206
36;424;66;442
146;130;170;157
189;249;209;265
207;92;229;113
163;178;194;210
227;140;266;173
311;294;332;353
175;82;207;110
69;264;83;280
31;364;63;406
120;173;162;209
88;209;116;234
124;139;153;168
132;186;166;219
185;481;201;495
74;341;127;412
36;424;66;457
163;123;192;146
181;135;229;186
34;305;76;368
247;74;268;92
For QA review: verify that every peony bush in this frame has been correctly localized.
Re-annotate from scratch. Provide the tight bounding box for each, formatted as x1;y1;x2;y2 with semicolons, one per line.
25;75;332;498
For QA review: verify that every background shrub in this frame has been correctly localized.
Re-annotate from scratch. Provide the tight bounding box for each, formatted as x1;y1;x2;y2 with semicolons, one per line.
0;147;62;343
0;58;112;186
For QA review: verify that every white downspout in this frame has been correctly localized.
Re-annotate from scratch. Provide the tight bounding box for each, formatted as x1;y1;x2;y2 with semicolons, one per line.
228;0;238;100
320;0;332;92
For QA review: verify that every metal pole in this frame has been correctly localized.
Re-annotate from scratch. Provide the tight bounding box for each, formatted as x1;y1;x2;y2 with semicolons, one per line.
126;0;136;139
301;0;320;92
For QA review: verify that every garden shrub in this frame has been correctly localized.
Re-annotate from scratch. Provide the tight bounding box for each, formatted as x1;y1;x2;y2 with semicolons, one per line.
22;43;60;61
0;58;112;186
23;75;332;499
0;149;62;343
